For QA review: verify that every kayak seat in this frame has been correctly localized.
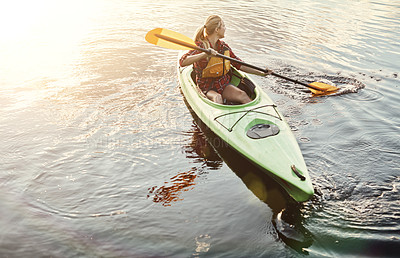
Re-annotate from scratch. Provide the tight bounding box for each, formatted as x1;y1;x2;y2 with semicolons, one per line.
235;76;256;100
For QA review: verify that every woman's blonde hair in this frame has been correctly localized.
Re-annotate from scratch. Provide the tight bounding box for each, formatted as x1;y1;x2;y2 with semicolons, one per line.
194;15;223;49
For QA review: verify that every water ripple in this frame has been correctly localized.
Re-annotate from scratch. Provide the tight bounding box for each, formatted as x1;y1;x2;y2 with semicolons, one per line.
341;88;384;102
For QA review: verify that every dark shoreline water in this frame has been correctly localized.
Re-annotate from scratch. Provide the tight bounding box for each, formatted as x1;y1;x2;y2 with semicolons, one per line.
0;0;399;257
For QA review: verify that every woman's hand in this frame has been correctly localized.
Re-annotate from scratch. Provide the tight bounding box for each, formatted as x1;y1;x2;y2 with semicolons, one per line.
239;66;273;76
207;48;218;56
264;68;273;76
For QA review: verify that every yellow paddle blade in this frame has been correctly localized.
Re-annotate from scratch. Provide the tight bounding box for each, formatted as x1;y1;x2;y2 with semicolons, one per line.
309;81;340;94
145;28;196;50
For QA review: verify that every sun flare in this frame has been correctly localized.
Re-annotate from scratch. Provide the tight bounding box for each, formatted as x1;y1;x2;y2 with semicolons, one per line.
0;0;101;85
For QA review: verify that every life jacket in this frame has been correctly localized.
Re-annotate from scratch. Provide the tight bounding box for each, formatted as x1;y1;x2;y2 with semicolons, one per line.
202;48;231;78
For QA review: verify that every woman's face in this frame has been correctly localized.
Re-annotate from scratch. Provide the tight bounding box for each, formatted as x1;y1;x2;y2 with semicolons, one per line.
216;20;226;39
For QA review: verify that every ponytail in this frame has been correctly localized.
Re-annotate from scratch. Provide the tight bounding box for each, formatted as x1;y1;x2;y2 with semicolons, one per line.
193;15;222;49
194;26;208;48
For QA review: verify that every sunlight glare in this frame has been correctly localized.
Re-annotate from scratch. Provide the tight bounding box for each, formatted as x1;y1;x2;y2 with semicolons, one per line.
0;0;101;85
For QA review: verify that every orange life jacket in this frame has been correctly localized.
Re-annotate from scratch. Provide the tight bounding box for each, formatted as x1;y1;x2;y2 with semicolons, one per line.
202;49;231;78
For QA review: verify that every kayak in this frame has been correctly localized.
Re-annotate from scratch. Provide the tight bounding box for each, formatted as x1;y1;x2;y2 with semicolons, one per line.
177;60;314;202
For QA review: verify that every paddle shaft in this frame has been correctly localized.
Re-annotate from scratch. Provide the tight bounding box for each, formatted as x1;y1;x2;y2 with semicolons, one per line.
155;33;320;91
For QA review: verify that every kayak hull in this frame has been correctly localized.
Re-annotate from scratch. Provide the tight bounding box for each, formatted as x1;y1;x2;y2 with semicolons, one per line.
177;63;314;202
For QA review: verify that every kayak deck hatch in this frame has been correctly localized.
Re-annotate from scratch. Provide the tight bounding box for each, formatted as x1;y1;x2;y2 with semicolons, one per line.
247;123;280;139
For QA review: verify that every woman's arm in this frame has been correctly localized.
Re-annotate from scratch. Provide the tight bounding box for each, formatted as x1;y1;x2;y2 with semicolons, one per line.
180;52;208;67
240;65;273;76
180;48;218;67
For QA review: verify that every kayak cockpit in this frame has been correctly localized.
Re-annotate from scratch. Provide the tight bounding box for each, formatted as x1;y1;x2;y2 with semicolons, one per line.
189;67;258;106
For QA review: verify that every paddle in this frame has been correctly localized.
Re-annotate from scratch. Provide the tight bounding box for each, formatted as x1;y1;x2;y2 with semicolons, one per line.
145;28;339;94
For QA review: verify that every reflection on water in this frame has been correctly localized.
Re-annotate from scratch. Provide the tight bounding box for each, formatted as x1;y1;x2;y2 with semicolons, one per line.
190;113;314;254
147;168;197;207
147;124;222;206
147;115;314;253
183;124;223;169
194;234;211;253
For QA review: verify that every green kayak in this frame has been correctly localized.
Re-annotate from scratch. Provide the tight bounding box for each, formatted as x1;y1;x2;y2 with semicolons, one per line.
177;62;314;202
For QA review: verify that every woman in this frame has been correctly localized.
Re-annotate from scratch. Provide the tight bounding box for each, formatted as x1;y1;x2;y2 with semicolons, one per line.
179;15;272;104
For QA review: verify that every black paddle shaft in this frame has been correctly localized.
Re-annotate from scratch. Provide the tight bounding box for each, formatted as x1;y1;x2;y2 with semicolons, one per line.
155;33;320;91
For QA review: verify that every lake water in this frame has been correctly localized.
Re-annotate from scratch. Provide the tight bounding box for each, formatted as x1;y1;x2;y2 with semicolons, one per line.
0;0;399;257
